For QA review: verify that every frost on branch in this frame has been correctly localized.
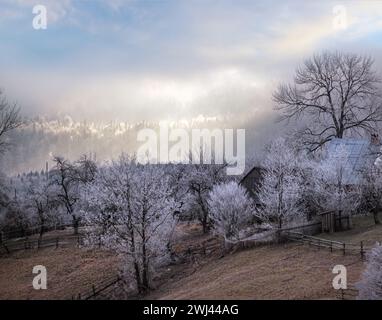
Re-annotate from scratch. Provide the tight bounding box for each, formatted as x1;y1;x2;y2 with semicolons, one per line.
256;137;305;229
356;242;382;300
208;181;255;242
84;155;177;294
312;145;360;227
360;156;382;225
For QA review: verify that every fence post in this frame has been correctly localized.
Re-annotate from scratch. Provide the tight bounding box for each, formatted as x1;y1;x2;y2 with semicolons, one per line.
330;241;333;253
318;239;320;250
77;236;80;248
360;241;364;260
343;243;346;255
37;238;41;250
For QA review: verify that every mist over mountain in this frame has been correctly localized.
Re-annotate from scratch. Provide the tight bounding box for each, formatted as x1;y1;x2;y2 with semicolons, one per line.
1;111;284;175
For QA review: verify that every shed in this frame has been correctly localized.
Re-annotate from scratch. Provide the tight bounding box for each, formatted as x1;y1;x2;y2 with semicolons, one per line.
239;166;264;205
317;211;335;233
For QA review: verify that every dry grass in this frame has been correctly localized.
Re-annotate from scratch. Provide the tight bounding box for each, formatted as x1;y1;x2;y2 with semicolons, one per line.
1;220;376;300
147;243;364;300
317;215;382;247
0;247;120;300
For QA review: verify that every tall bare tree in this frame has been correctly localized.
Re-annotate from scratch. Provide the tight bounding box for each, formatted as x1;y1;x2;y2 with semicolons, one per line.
274;52;382;151
51;156;81;234
0;91;22;153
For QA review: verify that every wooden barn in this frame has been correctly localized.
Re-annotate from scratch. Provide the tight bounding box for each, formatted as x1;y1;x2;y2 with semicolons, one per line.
239;166;264;206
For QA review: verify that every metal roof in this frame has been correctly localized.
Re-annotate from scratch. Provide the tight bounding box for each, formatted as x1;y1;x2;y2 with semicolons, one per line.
325;138;379;184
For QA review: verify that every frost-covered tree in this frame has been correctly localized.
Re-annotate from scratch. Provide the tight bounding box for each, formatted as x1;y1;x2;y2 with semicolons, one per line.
187;163;227;233
256;137;305;229
75;155;97;184
360;164;382;225
208;181;255;241
25;176;58;238
50;156;81;234
0;91;22;154
313;145;360;228
1;187;30;238
84;155;177;294
274;52;382;151
356;243;382;300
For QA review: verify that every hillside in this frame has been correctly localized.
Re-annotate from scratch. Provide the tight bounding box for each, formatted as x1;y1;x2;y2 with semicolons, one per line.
0;247;120;299
2;218;380;300
147;242;363;300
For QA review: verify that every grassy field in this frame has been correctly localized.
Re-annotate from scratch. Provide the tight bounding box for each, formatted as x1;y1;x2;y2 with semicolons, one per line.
147;242;363;300
317;215;382;246
2;217;381;300
0;247;120;299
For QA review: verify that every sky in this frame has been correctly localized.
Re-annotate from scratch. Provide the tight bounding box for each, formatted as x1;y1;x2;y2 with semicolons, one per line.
0;0;382;122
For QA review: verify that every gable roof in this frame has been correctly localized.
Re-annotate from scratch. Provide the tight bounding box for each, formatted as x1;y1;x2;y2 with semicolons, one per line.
325;138;379;184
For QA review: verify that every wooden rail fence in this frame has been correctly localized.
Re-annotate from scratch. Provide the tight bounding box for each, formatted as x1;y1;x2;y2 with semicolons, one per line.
0;234;86;255
336;286;358;300
71;275;122;300
283;231;367;260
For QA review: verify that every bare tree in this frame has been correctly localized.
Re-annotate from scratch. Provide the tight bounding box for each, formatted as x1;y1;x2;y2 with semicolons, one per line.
208;181;255;242
84;155;177;294
75;155;97;184
0;91;22;154
274;52;382;151
356;242;382;299
312;144;360;229
51;156;81;234
256;137;306;229
187;163;227;233
25;177;58;239
360;163;382;225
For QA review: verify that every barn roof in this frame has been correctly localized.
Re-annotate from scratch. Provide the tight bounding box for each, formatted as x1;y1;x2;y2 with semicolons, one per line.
325;138;379;184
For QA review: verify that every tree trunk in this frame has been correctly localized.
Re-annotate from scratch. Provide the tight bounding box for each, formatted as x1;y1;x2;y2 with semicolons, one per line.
134;260;143;294
141;255;149;293
39;225;44;240
199;199;210;234
202;214;209;234
348;213;353;229
72;216;80;235
373;209;381;225
338;210;342;230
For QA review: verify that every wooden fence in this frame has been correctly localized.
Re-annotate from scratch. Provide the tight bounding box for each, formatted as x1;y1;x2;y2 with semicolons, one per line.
282;230;367;260
0;233;86;255
71;275;122;300
336;286;358;300
0;223;75;242
279;221;322;235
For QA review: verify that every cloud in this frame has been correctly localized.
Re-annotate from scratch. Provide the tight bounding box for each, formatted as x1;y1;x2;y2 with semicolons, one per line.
0;0;382;124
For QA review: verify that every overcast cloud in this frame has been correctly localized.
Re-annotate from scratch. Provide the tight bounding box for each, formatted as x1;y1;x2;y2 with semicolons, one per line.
0;0;382;122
